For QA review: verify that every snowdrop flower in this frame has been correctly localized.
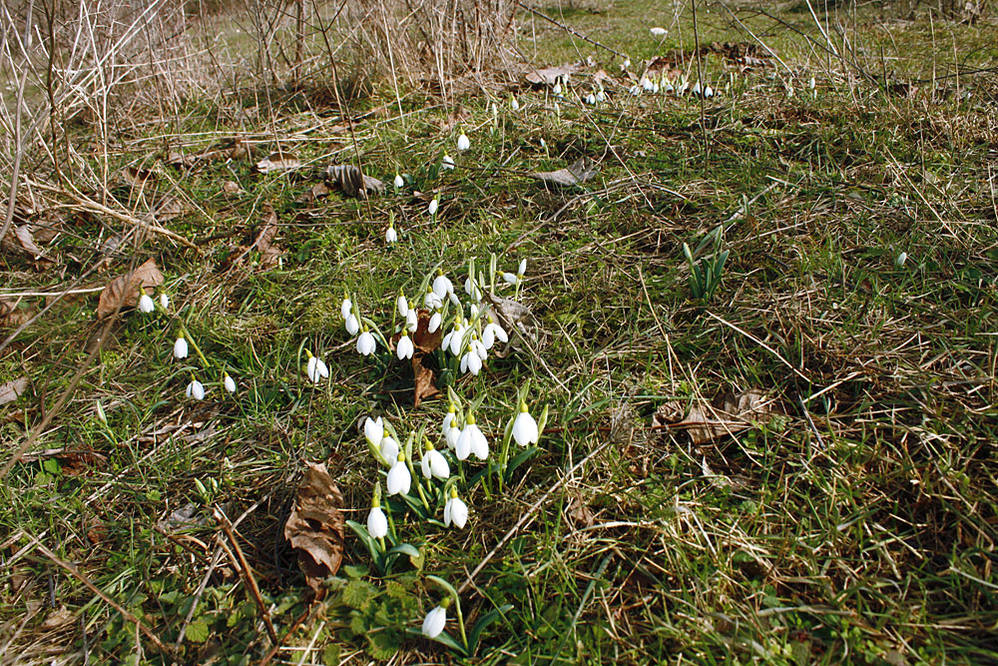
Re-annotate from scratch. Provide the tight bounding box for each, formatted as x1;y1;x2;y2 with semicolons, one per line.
442;405;461;450
692;81;702;96
482;316;508;349
386;454;411;495
158;292;170;310
385;222;398;244
422;604;448;638
704;85;714;98
629;84;642;96
420;441;450;480
595;89;606;103
641;77;655;92
502;271;519;285
808;76;816;91
420;289;440;311
443;488;469;528
457;133;470;152
428;197;439;216
896;252;908;267
518;258;527;275
306;351;329;383
223;373;236;394
432;272;454;299
340;296;352;320
406;309;418;332
441;155;455;170
397;292;409;318
510;95;520;111
380;436;400;463
512;402;539;446
345;314;360;336
552;81;563;96
186;378;205;400
464;276;482;301
622;58;631;70
138;290;154;313
394;173;405;189
456;414;488;461
469;303;480;320
367;503;388;539
357;330;376;356
585;93;596;105
650;26;667;37
428;310;442;334
364;417;384;447
460;349;483;376
471;336;488;361
173;336;189;359
397;332;414;360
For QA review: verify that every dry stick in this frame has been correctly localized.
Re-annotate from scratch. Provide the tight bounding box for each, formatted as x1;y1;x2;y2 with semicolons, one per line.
458;438;610;595
0;0;32;248
214;507;279;645
690;0;709;165
28;536;175;659
704;310;811;384
513;1;625;59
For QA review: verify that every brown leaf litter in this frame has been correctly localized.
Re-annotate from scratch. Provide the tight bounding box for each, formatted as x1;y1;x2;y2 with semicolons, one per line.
95;258;164;319
390;309;443;407
284;462;346;592
0;377;29;406
654;388;779;445
530;157;598;188
255;152;302;174
324;164;385;198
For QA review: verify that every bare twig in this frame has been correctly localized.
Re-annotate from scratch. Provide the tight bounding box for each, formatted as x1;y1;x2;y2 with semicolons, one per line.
215;507;279;645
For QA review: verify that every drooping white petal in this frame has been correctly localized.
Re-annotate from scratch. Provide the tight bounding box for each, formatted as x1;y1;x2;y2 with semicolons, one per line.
340;297;352;320
159;293;170;310
173;337;189;359
364;417;384;447
380;437;400;463
455;426;473;460
445;425;460;450
357;331;376;356
650;26;667;37
186;380;205;400
472;339;488;361
406;309;418;332
432;274;453;299
394;174;405;188
457;133;470;151
386;459;411;495
423;449;449;479
468;424;488;459
463;351;482;376
518;258;527;275
441;155;455;170
307;357;329;383
385;226;398;243
424;290;442;309
448;497;468;528
502;272;519;285
345;314;360;335
422;606;447;638
224;374;237;394
138;294;154;313
428;312;442;333
397;335;414;360
448;325;465;356
428;198;439;215
367;506;388;538
512;411;539;446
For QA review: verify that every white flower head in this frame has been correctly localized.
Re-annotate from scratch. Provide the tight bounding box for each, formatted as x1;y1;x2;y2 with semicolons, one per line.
428;311;442;334
444;488;468;528
585;93;596;105
482;317;507;349
223;373;236;394
457;133;470;151
441;155;455;171
432;273;453;299
364;417;384;447
158;292;170;310
380;436;400;463
173;336;189;360
340;296;352;320
385;224;398;244
185;379;205;400
386;454;411;495
394;173;405;189
424;288;443;310
455;414;488;460
422;605;447;638
397;292;409;318
345;314;360;336
397;333;414;360
502;272;519;286
650;26;667;37
357;330;376;356
460;350;482;376
428;197;439;215
510;95;520;111
367;505;388;539
896;252;908;267
406;309;418;332
512;402;539;446
420;443;450;480
518;258;527;275
138;293;154;313
306;354;329;383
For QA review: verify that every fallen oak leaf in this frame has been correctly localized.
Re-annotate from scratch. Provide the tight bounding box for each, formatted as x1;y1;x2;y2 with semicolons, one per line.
657;389;778;445
284;462;346;592
0;377;29;406
255;151;302;174
530;157;598;188
96;258;164;319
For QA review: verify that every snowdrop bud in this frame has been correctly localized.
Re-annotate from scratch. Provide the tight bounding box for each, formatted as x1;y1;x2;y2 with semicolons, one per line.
512;402;539;446
553;82;562;96
345;314;360;336
173;336;189;359
622;58;631;69
397;292;409;318
406;309;418;332
364;417;384;447
385;224;398;244
367;505;388;539
357;330;376;356
428;197;439;215
138;293;154;313
518;258;527;275
428;311;442;333
650;26;667;37
397;333;414;360
896;252;908;267
223;373;236;394
704;85;714;98
457;133;470;151
441;155;455;170
394;173;405;189
306;354;329;383
510;95;520;111
186;379;205;400
692;81;702;96
585;93;596;105
595;89;606;103
340;296;352;320
422;605;447;638
387;454;411;495
158;292;169;310
469;303;480;320
808;76;816;90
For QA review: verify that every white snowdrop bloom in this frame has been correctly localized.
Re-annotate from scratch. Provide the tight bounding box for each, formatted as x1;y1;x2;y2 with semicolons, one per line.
422;605;447;638
173;336;189;359
428;197;439;215
469;303;480;320
512;403;539;446
629;84;642;96
441;155;455;170
808;76;816;90
386;455;411;495
345;314;360;336
663;81;675;93
340;296;352;320
223;373;236;394
445;423;461;450
307;355;329;383
471;337;488;362
394;173;405;189
704;85;714;98
896;252;908;267
385;224;398;244
420;445;450;480
186;379;205;400
552;82;562;96
428;311;442;334
692;81;702;96
397;333;414;360
518;258;527;275
595;89;606;103
448;291;461;307
432;273;454;299
448;322;467;356
397;293;409;318
585;93;596;105
367;505;388;539
380;436;400;463
138;293;154;313
444;491;469;529
442;406;457;433
464;277;482;301
159;293;170;310
364;416;384;447
502;272;519;285
460;350;482;376
650;27;667;37
357;330;376;356
406;309;418;332
424;288;443;310
510;95;520;111
622;58;631;69
641;77;655;92
456;415;488;460
457;133;470;151
482;317;507;349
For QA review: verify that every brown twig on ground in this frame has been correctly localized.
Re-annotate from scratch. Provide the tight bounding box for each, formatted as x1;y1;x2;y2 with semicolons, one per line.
214;507;279;645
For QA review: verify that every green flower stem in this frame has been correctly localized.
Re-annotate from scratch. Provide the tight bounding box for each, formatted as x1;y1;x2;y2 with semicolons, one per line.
181;324;212;370
453;595;469;651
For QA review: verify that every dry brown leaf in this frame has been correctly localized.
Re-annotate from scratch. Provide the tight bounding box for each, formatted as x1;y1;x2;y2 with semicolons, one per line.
298;182;331;203
253;207;283;268
525;63;582;85
222;180;243;194
0;298;32;327
390;310;442;407
96;258;164;319
40;607;76;631
119;166;157;189
658;389;777;445
325;165;385;198
412;356;440;408
0;377;28;406
154;195;187;223
255;152;301;174
412;309;442;354
531;157;598;188
284;462;346;591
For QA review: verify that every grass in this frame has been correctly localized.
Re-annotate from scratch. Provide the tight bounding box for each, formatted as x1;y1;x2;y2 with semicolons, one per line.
2;0;997;664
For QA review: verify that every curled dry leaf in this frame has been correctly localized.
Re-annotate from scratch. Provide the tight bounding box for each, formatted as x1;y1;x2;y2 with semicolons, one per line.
412;310;442;407
325;165;385;198
1;225;45;259
154;195;187;223
299;182;331;203
284;462;346;592
0;377;29;406
119;166;157;189
96;258;164;319
531;157;598;188
0;298;33;328
255;152;301;174
252;206;283;269
525;62;582;85
40;607;76;632
654;389;778;445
